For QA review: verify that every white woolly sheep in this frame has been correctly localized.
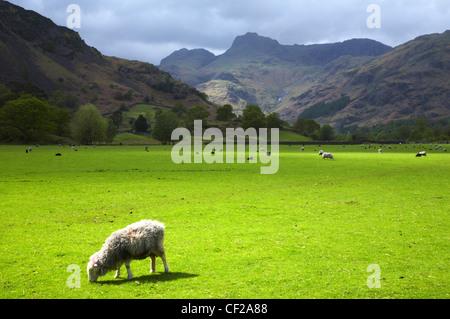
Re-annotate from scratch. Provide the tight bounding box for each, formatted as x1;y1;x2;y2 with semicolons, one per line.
378;149;382;153
87;219;169;282
322;152;334;160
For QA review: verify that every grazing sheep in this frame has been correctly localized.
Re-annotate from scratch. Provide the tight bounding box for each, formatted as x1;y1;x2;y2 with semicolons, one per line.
300;147;304;151
322;152;334;160
416;151;427;157
318;150;324;156
378;149;382;153
87;219;169;282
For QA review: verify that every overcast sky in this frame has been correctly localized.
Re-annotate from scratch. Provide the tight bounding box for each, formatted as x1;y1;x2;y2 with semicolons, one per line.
8;0;450;65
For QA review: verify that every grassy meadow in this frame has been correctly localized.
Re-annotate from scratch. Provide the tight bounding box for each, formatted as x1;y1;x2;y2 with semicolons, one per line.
0;143;448;299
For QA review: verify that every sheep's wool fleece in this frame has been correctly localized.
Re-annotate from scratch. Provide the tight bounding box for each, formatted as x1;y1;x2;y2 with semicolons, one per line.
96;220;166;270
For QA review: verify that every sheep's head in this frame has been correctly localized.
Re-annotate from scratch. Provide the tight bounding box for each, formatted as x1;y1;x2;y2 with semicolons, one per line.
87;253;101;282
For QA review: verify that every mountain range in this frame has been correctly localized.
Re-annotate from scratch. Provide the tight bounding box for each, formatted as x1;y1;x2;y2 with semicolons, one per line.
0;1;214;115
1;0;448;129
160;31;450;127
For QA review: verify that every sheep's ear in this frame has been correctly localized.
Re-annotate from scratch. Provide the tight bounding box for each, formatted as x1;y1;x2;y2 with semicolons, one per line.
89;257;98;267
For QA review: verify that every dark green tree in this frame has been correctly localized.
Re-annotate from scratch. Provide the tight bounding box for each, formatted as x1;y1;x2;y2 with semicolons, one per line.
0;97;56;142
48;90;79;109
293;118;320;137
125;90;133;100
133;114;149;132
410;118;430;141
266;112;283;129
351;127;371;142
0;84;16;107
172;100;187;116
319;124;335;141
185;105;210;131
111;110;123;127
393;125;411;140
50;106;71;137
242;105;266;130
152;110;180;145
215;104;235;121
105;119;118;143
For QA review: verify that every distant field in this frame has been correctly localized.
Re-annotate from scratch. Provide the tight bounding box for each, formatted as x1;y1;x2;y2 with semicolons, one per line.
0;144;448;299
113;133;158;145
123;104;161;120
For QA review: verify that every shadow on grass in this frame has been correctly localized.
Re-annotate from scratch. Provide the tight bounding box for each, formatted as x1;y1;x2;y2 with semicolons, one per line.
97;272;199;285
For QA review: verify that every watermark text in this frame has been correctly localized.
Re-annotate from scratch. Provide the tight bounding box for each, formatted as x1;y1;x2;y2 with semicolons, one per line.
171;120;279;174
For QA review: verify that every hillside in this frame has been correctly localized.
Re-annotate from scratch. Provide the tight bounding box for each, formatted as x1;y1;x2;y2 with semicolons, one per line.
0;1;215;115
160;32;392;116
278;30;450;127
160;31;450;127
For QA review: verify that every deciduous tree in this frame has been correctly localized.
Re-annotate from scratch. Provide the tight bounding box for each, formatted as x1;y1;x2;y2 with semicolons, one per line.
71;104;107;144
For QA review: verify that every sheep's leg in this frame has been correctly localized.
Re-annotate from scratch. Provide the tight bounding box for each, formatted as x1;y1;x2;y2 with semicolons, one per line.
114;263;122;278
161;254;169;273
125;260;133;280
150;254;156;273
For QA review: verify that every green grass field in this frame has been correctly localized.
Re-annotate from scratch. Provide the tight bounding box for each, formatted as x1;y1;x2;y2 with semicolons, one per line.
0;143;448;299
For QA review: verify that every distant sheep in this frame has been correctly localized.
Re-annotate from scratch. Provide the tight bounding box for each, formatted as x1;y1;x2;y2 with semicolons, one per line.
378;149;382;153
87;219;169;282
416;151;427;157
322;152;334;160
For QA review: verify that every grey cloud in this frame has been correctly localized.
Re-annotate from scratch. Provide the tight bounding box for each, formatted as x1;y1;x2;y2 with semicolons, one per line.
8;0;450;64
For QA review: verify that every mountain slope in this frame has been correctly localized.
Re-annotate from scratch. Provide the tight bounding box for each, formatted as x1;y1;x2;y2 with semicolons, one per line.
0;1;214;114
160;31;449;127
278;30;450;127
160;32;392;116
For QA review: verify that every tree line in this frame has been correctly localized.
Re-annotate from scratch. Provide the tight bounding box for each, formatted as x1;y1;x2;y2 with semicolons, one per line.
0;83;117;144
150;103;287;144
1;82;448;144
